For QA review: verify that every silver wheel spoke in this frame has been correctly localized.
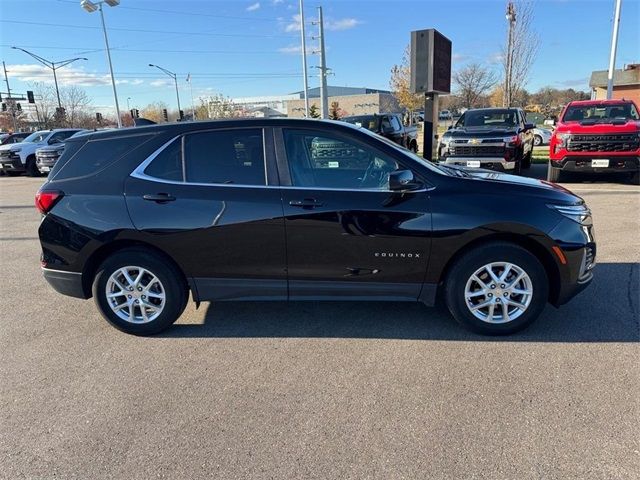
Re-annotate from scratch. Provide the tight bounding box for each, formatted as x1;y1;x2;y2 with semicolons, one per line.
486;303;496;322
507;298;527;310
467;290;486;298
106;266;165;325
510;288;530;296
486;267;501;284
107;291;125;298
121;269;136;287
501;301;510;321
471;299;493;311
146;291;165;300
499;264;512;282
471;274;488;289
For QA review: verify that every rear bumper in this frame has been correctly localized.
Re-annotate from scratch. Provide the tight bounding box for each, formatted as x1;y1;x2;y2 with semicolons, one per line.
551;155;639;173
42;267;88;299
442;157;517;171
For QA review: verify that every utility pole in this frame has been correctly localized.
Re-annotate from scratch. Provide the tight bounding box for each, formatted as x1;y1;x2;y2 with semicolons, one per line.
504;1;516;107
299;0;309;117
2;61;17;131
98;3;122;127
606;0;622;99
316;6;329;119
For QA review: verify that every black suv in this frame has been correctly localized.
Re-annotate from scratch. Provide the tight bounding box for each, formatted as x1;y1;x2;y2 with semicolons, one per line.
37;119;595;336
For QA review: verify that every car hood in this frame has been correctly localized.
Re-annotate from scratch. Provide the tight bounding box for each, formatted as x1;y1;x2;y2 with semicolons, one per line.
443;126;518;138
457;168;582;204
555;120;640;134
36;144;65;153
9;141;44;152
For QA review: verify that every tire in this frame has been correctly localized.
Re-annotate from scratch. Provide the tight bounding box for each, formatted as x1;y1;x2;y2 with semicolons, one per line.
533;135;543;146
522;149;532;169
409;140;418;153
92;248;188;335
546;162;564;182
444;242;548;335
25;156;40;177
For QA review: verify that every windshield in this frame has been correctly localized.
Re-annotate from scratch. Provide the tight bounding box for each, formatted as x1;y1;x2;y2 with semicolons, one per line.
22;131;49;143
457;109;517;128
343;116;378;131
562;103;639;122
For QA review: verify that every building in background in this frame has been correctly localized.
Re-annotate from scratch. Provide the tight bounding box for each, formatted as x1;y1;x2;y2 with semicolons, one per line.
286;86;399;118
589;64;640;103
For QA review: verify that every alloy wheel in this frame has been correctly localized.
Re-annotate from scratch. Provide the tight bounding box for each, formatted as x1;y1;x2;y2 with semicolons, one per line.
464;262;533;324
105;266;166;324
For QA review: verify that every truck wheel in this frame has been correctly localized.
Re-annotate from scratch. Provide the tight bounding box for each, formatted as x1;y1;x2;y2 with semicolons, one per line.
546;163;564;182
410;140;418;153
25;156;40;177
92;248;188;335
445;242;548;335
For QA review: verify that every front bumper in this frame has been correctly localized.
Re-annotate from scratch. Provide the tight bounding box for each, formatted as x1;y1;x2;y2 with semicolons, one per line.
36;155;60;173
0;157;25;172
441;157;517;171
551;155;639;174
42;267;88;299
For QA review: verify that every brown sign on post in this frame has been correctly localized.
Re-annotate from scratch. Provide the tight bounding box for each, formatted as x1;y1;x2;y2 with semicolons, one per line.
410;29;452;94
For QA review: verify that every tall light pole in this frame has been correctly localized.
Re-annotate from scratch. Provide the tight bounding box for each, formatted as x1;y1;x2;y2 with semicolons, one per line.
11;47;87;108
504;2;516;107
299;0;309;117
127;97;131;110
81;0;122;127
606;0;623;99
149;64;182;119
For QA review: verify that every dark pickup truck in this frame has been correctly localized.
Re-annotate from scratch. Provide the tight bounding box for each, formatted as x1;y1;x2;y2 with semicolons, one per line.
342;113;419;152
438;108;535;174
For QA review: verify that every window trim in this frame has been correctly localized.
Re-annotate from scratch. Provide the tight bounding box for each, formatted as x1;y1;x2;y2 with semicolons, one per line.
131;127;270;188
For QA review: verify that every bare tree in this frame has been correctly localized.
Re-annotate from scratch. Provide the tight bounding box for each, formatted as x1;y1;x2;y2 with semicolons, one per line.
390;45;423;121
30;82;58;128
60;86;91;128
453;63;498;108
502;1;539;106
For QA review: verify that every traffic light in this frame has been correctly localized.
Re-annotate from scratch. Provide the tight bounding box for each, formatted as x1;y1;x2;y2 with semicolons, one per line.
162;109;168;122
96;112;103;123
179;110;184;120
135;108;139;118
1;103;6;112
130;109;139;118
27;90;35;104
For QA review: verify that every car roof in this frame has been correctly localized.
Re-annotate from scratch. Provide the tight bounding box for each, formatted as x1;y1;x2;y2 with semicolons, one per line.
567;99;633;106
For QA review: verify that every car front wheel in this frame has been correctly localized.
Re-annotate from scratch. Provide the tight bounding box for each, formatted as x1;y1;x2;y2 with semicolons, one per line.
445;242;548;335
92;248;188;335
534;135;543;146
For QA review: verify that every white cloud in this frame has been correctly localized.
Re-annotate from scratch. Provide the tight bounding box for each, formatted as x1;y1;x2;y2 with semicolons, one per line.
325;18;361;31
489;52;504;64
7;63;148;88
284;14;301;32
150;79;173;88
272;0;284;4
278;44;315;55
246;2;260;11
452;53;469;63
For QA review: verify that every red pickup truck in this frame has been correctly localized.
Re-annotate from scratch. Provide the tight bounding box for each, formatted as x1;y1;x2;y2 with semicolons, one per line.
547;99;640;184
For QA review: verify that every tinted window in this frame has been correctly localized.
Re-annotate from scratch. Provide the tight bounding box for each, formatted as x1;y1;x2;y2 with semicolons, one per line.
562;103;640;122
390;115;402;131
54;134;153;180
144;138;183;181
458;110;517;127
283;129;399;190
50;131;78;143
184;129;265;185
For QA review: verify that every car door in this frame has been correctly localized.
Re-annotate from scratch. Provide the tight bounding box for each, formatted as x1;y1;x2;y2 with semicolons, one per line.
275;126;432;301
125;127;287;301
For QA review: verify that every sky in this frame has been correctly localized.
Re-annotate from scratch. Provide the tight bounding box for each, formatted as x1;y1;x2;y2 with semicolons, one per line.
1;0;639;115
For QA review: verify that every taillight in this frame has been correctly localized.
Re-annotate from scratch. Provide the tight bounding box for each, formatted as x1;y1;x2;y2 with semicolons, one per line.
35;190;63;214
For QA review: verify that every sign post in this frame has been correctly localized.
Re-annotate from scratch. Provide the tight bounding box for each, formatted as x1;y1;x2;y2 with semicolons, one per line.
410;29;452;161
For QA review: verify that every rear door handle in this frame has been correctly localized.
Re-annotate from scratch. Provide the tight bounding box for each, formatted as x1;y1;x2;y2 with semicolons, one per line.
289;198;324;208
143;193;176;203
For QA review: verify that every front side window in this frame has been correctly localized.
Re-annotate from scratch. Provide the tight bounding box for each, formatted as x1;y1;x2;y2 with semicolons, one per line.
283;129;399;190
184;129;266;185
23;131;49;143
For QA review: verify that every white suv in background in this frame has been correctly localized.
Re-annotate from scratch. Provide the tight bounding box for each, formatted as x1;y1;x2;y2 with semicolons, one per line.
0;129;83;176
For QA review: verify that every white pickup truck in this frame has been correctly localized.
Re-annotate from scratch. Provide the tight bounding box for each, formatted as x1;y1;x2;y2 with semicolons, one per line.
0;129;82;176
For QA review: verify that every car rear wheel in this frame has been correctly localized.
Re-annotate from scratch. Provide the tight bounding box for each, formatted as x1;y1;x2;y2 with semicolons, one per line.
547;163;565;182
533;135;543;146
92;248;188;335
445;242;548;335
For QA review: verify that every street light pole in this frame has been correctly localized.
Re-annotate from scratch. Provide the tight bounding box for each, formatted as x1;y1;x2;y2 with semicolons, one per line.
299;0;309;117
504;2;516;107
606;0;623;99
11;46;87;108
149;64;181;118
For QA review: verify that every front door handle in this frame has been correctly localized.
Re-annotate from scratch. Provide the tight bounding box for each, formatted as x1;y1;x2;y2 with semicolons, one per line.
289;198;324;209
143;193;176;203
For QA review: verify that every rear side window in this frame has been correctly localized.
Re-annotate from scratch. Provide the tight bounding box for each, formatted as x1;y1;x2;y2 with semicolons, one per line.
184;129;265;185
144;138;183;181
54;134;153;180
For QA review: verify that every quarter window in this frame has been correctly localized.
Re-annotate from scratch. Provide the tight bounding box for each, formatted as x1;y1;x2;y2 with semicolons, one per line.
184;129;266;185
283;129;399;190
144;138;183;181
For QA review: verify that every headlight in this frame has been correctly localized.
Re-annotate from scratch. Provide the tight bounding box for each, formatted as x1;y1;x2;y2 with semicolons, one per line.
556;133;571;148
12;148;21;153
548;203;592;225
440;136;452;146
503;135;520;145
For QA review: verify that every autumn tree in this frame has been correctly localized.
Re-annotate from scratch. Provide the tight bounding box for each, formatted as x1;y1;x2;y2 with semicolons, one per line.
389;45;423;121
308;104;320;119
329;101;344;120
502;0;539;106
198;94;237;119
453;63;498;109
141;101;169;123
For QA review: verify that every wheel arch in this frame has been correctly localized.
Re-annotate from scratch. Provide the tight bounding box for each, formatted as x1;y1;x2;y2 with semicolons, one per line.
81;239;190;300
438;232;562;304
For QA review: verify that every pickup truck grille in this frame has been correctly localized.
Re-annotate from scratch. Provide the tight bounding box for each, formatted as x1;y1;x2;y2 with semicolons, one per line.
450;145;504;156
568;134;639;153
0;151;11;159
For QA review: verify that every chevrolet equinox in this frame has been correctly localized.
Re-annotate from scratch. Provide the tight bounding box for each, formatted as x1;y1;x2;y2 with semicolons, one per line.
37;119;595;335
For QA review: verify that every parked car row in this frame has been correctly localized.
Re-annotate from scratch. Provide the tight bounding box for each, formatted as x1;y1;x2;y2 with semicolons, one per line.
341;113;419;153
0;129;86;176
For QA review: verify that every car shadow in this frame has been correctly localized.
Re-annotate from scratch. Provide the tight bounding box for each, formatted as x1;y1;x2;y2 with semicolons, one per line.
525;163;636;184
160;262;639;343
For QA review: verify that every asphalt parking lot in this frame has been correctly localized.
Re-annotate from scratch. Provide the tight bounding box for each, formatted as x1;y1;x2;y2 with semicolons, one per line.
1;169;638;479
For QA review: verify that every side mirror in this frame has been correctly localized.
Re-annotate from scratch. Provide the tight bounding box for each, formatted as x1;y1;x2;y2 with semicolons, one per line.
48;138;61;145
524;123;535;130
388;169;423;192
447;125;453;130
